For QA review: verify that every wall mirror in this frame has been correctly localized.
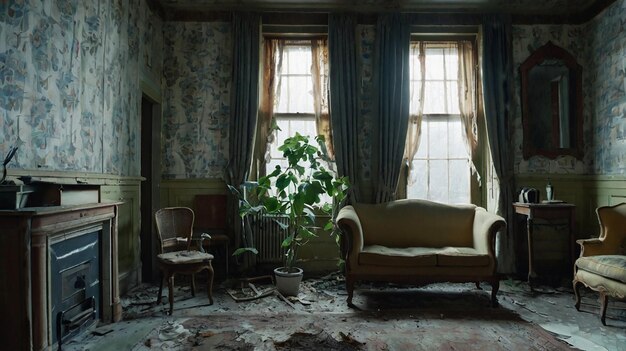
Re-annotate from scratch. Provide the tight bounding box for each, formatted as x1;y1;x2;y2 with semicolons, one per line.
520;41;583;159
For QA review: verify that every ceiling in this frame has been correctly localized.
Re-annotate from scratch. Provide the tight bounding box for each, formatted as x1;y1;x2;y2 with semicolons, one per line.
151;0;616;23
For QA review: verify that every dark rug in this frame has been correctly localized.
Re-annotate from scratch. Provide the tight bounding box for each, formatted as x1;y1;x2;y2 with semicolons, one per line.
138;308;574;351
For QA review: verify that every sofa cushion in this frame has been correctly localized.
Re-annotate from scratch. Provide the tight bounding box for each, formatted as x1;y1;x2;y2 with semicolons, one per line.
354;200;476;248
359;245;438;267
436;247;491;267
576;255;626;284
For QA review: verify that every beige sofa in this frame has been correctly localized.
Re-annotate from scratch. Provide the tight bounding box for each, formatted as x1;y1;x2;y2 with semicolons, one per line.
336;199;506;306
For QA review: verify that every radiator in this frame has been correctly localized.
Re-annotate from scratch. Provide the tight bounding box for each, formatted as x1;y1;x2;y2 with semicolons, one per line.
251;214;290;264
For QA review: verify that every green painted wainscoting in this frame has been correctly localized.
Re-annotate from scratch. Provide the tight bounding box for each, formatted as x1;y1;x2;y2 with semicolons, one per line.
514;174;626;239
159;178;341;276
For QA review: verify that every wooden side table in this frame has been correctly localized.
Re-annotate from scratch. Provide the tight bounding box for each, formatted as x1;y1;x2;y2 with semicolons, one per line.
512;202;576;289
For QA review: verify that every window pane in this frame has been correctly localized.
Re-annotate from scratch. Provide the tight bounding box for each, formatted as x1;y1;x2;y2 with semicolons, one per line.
407;160;428;199
447;81;459;114
444;48;458;79
449;159;470;204
429;160;448;202
425;48;444;80
448;118;465;158
285;46;311;74
424;81;445;114
429;118;448;159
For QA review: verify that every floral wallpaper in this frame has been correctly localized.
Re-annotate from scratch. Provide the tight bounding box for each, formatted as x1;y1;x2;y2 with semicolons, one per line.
512;0;626;175
2;0;623;180
161;22;232;179
511;24;590;174
584;0;626;175
0;0;162;176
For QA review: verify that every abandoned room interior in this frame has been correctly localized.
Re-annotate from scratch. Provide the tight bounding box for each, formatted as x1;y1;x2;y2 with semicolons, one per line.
1;0;626;350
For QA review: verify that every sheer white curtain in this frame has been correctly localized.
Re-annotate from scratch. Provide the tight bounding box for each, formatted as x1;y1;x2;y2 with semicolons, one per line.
458;40;480;184
403;42;426;168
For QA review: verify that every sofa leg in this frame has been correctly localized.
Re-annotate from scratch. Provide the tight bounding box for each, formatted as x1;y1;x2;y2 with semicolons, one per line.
346;277;355;306
490;280;500;307
573;279;582;311
600;292;608;326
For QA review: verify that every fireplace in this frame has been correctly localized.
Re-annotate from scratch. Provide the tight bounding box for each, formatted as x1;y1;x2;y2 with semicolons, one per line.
0;202;121;351
50;227;101;348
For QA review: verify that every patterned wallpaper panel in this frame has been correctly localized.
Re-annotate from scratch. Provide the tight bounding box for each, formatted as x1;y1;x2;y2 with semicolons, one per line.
0;0;162;176
584;0;626;174
161;22;232;179
511;24;590;174
512;0;626;175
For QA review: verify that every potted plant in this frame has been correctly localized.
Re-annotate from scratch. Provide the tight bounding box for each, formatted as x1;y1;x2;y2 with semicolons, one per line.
229;133;349;296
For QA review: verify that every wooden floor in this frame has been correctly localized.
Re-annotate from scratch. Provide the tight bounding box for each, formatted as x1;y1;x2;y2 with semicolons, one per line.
64;276;626;350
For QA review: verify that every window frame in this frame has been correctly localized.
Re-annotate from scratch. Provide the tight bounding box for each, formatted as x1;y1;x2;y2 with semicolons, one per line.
403;35;484;206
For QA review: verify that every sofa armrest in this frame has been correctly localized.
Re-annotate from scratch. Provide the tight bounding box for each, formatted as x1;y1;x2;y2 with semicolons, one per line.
576;238;613;257
472;207;506;256
336;205;364;264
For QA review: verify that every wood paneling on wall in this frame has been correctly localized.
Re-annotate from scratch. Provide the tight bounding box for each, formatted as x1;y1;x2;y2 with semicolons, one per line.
159;179;228;208
515;174;626;238
5;169;143;294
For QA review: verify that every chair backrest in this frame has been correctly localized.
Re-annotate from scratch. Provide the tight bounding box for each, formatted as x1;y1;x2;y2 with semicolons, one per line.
193;194;227;231
597;202;626;254
155;207;195;253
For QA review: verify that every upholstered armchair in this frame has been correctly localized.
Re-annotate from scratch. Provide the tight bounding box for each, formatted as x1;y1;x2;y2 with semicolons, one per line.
573;203;626;325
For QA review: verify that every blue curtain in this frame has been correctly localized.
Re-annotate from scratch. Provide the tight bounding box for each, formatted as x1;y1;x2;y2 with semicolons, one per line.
482;14;515;273
374;13;411;203
226;12;261;255
226;12;261;185
329;14;360;203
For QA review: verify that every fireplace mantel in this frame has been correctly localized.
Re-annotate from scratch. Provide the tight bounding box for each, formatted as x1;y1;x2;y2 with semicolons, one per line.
0;202;121;351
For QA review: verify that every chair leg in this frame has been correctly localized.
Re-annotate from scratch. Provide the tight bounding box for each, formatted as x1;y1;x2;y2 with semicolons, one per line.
157;272;164;304
346;277;355;306
573;279;582;311
600;292;608;326
490;280;500;307
207;264;214;305
191;273;196;297
167;274;175;315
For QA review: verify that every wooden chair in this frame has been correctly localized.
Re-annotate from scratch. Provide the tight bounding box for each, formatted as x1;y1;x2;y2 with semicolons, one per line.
155;207;214;314
193;194;230;278
573;203;626;325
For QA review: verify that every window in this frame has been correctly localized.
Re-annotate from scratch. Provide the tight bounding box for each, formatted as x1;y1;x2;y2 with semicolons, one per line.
264;39;333;202
407;41;474;204
267;42;318;173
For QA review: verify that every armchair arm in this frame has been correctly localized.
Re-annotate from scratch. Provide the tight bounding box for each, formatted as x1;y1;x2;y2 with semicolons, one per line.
472;207;506;256
336;206;364;267
576;238;613;257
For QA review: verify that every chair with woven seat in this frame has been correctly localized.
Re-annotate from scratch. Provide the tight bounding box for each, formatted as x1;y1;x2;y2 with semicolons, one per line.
573;202;626;325
155;207;215;314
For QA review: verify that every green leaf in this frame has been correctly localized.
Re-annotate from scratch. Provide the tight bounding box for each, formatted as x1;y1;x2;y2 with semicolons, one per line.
324;221;334;231
299;227;317;239
281;235;293;248
264;197;280;212
275;219;289;231
232;247;258;256
276;173;291;191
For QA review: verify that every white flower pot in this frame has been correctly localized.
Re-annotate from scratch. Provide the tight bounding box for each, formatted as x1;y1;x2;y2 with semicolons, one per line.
274;267;303;296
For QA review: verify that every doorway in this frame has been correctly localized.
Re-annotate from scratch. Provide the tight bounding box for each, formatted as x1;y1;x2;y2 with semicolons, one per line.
140;94;161;283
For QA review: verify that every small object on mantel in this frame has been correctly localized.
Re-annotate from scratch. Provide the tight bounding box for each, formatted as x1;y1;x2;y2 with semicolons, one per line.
0;185;35;210
1;145;18;185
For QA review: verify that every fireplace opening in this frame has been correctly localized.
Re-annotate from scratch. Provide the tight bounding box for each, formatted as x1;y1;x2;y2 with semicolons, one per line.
49;227;101;347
